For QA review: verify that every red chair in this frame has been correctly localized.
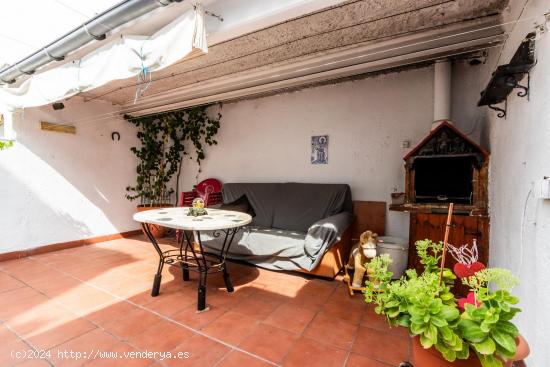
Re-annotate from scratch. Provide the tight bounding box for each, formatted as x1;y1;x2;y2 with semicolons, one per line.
176;179;223;242
180;178;223;207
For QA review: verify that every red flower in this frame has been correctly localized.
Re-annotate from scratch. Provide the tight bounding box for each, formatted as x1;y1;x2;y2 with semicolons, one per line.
458;292;481;311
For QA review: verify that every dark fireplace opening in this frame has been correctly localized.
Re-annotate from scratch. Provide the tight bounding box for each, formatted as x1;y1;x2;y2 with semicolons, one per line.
413;156;474;204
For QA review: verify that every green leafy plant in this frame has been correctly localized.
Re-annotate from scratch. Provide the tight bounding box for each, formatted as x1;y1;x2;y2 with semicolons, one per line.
125;105;221;206
0;140;13;150
459;269;521;367
364;239;521;367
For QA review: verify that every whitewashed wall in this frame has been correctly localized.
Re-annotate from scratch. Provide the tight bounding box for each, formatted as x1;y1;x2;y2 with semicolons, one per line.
486;1;550;365
179;66;436;238
0;97;139;253
452;0;550;365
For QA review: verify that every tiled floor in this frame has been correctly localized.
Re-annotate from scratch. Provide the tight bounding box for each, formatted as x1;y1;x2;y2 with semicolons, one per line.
0;236;411;367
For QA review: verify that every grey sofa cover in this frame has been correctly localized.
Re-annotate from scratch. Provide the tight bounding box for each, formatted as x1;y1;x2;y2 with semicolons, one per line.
201;183;354;271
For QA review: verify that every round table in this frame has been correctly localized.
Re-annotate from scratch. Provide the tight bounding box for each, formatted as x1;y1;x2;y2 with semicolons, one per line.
133;207;252;312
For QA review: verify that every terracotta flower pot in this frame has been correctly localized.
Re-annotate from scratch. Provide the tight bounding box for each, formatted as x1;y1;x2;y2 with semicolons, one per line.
412;334;530;367
503;334;530;367
412;336;481;367
137;204;173;238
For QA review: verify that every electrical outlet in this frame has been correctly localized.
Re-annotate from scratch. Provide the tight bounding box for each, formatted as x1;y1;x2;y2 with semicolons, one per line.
533;177;550;199
401;140;410;148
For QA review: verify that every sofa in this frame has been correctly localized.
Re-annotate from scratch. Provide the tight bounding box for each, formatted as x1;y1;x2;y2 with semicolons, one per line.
201;182;355;278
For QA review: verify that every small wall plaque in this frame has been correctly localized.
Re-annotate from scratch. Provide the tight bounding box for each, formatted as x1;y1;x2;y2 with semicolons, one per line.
40;121;76;134
311;135;328;164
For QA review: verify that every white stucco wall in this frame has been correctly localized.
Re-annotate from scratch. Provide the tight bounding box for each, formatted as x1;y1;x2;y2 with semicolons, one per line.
0;98;139;253
487;3;550;365
179;66;437;238
452;1;550;365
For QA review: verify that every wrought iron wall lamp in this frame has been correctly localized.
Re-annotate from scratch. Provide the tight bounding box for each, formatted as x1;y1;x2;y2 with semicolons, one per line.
478;32;536;119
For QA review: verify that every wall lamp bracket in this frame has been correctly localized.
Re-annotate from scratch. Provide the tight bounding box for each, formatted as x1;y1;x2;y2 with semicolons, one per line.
478;32;536;119
488;100;506;119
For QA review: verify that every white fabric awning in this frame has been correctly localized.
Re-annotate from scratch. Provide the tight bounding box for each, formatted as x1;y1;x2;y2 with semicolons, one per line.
0;5;207;111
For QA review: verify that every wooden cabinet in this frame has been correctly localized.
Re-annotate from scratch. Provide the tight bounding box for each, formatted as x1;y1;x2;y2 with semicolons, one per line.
351;201;386;242
408;213;489;294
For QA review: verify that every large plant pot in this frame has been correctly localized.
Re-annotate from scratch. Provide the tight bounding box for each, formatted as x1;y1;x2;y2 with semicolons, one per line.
412;336;481;367
137;204;173;238
503;334;530;367
412;334;529;367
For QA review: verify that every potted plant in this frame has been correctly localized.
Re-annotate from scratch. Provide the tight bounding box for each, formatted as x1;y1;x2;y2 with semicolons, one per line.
364;239;529;367
125;106;221;237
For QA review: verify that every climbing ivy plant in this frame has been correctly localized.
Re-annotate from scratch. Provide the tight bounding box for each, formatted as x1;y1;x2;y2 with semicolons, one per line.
0;140;14;150
125;105;221;206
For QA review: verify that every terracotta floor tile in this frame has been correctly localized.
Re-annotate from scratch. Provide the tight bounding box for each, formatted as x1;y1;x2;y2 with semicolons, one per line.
167;334;230;367
360;304;390;329
263;303;316;334
230;294;282;321
7;303;79;338
346;353;394;367
0;272;26;293
217;350;274;367
321;294;367;325
26;317;97;350
0;322;21;343
171;303;227;330
282;336;348;367
287;279;337;309
238;323;298;363
85;301;139;326
0;287;49;320
83;342;153;367
0;337;31;366
361;306;409;338
30;276;82;297
204;286;255;309
48;328;119;367
128;319;194;352
303;311;358;350
352;326;410;366
141;289;197;317
14;357;52;367
202;310;260;345
101;308;161;341
52;285;116;315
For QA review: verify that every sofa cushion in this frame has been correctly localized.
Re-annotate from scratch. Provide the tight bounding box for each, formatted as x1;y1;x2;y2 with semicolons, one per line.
222;183;281;227
202;226;306;258
219;195;255;215
272;183;353;232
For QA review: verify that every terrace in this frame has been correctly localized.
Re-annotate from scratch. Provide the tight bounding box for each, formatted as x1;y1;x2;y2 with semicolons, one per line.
0;0;549;366
1;236;408;367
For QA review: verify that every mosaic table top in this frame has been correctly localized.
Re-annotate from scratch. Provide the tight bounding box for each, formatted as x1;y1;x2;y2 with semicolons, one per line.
133;207;252;231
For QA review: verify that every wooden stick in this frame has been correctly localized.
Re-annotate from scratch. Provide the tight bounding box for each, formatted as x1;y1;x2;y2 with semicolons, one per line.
439;202;454;285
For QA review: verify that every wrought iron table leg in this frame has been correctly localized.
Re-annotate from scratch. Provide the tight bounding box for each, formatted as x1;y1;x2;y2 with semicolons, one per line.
142;223;164;297
151;272;162;297
223;264;234;293
197;270;208;312
181;263;190;281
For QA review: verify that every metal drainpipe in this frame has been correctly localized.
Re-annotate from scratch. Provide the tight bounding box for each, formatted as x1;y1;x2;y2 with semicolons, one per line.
0;0;182;85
